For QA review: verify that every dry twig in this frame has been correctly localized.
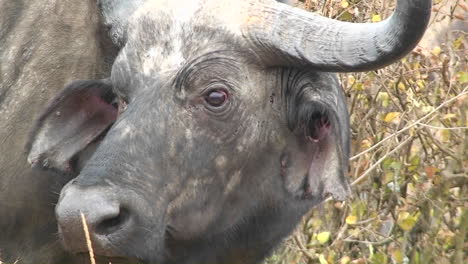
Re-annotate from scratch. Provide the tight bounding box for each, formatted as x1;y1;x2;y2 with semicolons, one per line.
81;212;96;264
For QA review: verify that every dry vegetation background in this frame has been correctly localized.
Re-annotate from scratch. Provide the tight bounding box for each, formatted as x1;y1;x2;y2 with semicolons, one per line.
265;0;467;264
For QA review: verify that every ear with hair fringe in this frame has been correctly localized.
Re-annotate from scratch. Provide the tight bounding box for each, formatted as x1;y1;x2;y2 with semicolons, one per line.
280;70;351;202
26;79;118;174
292;101;333;142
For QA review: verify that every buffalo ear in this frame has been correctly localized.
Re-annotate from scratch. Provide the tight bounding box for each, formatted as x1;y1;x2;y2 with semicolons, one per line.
27;79;118;174
281;73;351;203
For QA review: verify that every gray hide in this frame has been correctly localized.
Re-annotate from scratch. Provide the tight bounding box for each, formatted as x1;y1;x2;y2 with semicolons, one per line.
0;0;115;263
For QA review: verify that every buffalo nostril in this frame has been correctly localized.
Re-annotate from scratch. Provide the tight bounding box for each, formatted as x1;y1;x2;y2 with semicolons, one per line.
56;185;135;254
95;207;130;235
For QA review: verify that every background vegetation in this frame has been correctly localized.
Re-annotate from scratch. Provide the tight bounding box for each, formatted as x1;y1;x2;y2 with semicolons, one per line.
266;0;467;263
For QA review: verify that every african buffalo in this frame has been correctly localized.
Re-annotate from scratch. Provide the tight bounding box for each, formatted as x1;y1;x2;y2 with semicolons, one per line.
0;0;431;263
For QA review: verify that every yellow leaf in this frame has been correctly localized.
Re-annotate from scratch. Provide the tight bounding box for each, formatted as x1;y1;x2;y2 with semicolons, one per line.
319;254;329;264
442;113;457;121
346;215;358;225
317;231;331;244
353;82;364;91
406;182;416;197
397;212;418;231
398;211;410;219
360;139;372;149
371;14;381;22
397;82;406;91
391;249;404;263
341;0;349;8
398;218;417;231
377;92;390;107
432;46;442;56
384;112;400;123
377;92;389;101
416;80;425;90
340;256;351;264
348;75;356;85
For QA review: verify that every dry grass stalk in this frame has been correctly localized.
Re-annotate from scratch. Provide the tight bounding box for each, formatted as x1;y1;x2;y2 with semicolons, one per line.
80;212;96;264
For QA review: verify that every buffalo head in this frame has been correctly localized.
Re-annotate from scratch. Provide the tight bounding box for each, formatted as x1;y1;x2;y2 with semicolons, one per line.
27;0;431;263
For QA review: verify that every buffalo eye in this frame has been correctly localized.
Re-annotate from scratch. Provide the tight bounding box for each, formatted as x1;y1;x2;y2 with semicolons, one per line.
204;89;228;108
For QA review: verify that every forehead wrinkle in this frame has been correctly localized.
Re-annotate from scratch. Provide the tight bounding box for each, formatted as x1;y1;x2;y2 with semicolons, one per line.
173;51;244;91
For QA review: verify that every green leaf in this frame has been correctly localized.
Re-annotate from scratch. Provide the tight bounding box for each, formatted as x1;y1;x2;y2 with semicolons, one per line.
412;250;421;264
339;11;354;21
371;252;388;264
452;36;464;49
383;158;396;170
408;156;420;172
458;71;468;84
390;161;402;171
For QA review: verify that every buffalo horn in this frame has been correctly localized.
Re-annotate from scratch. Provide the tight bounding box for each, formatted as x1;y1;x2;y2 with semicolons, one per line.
245;0;432;72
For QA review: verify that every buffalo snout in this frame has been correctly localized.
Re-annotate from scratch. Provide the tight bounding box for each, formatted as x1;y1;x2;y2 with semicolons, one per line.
56;184;132;256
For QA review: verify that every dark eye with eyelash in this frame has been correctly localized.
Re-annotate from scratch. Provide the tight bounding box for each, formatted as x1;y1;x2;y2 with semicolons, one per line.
204;89;228;108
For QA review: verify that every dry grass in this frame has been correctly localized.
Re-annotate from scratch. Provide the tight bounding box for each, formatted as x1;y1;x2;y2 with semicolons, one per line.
81;213;97;264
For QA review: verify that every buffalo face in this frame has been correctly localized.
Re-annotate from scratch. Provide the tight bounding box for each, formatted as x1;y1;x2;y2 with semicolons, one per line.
29;21;349;264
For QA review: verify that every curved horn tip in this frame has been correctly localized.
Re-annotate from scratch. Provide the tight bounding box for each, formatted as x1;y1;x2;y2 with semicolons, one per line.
248;0;433;72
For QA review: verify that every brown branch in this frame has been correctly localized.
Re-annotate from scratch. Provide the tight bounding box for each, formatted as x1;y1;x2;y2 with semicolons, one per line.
293;234;317;261
343;237;393;246
351;90;468;161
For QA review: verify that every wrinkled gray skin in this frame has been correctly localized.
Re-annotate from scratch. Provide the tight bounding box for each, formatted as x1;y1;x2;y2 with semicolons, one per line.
1;0;430;264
